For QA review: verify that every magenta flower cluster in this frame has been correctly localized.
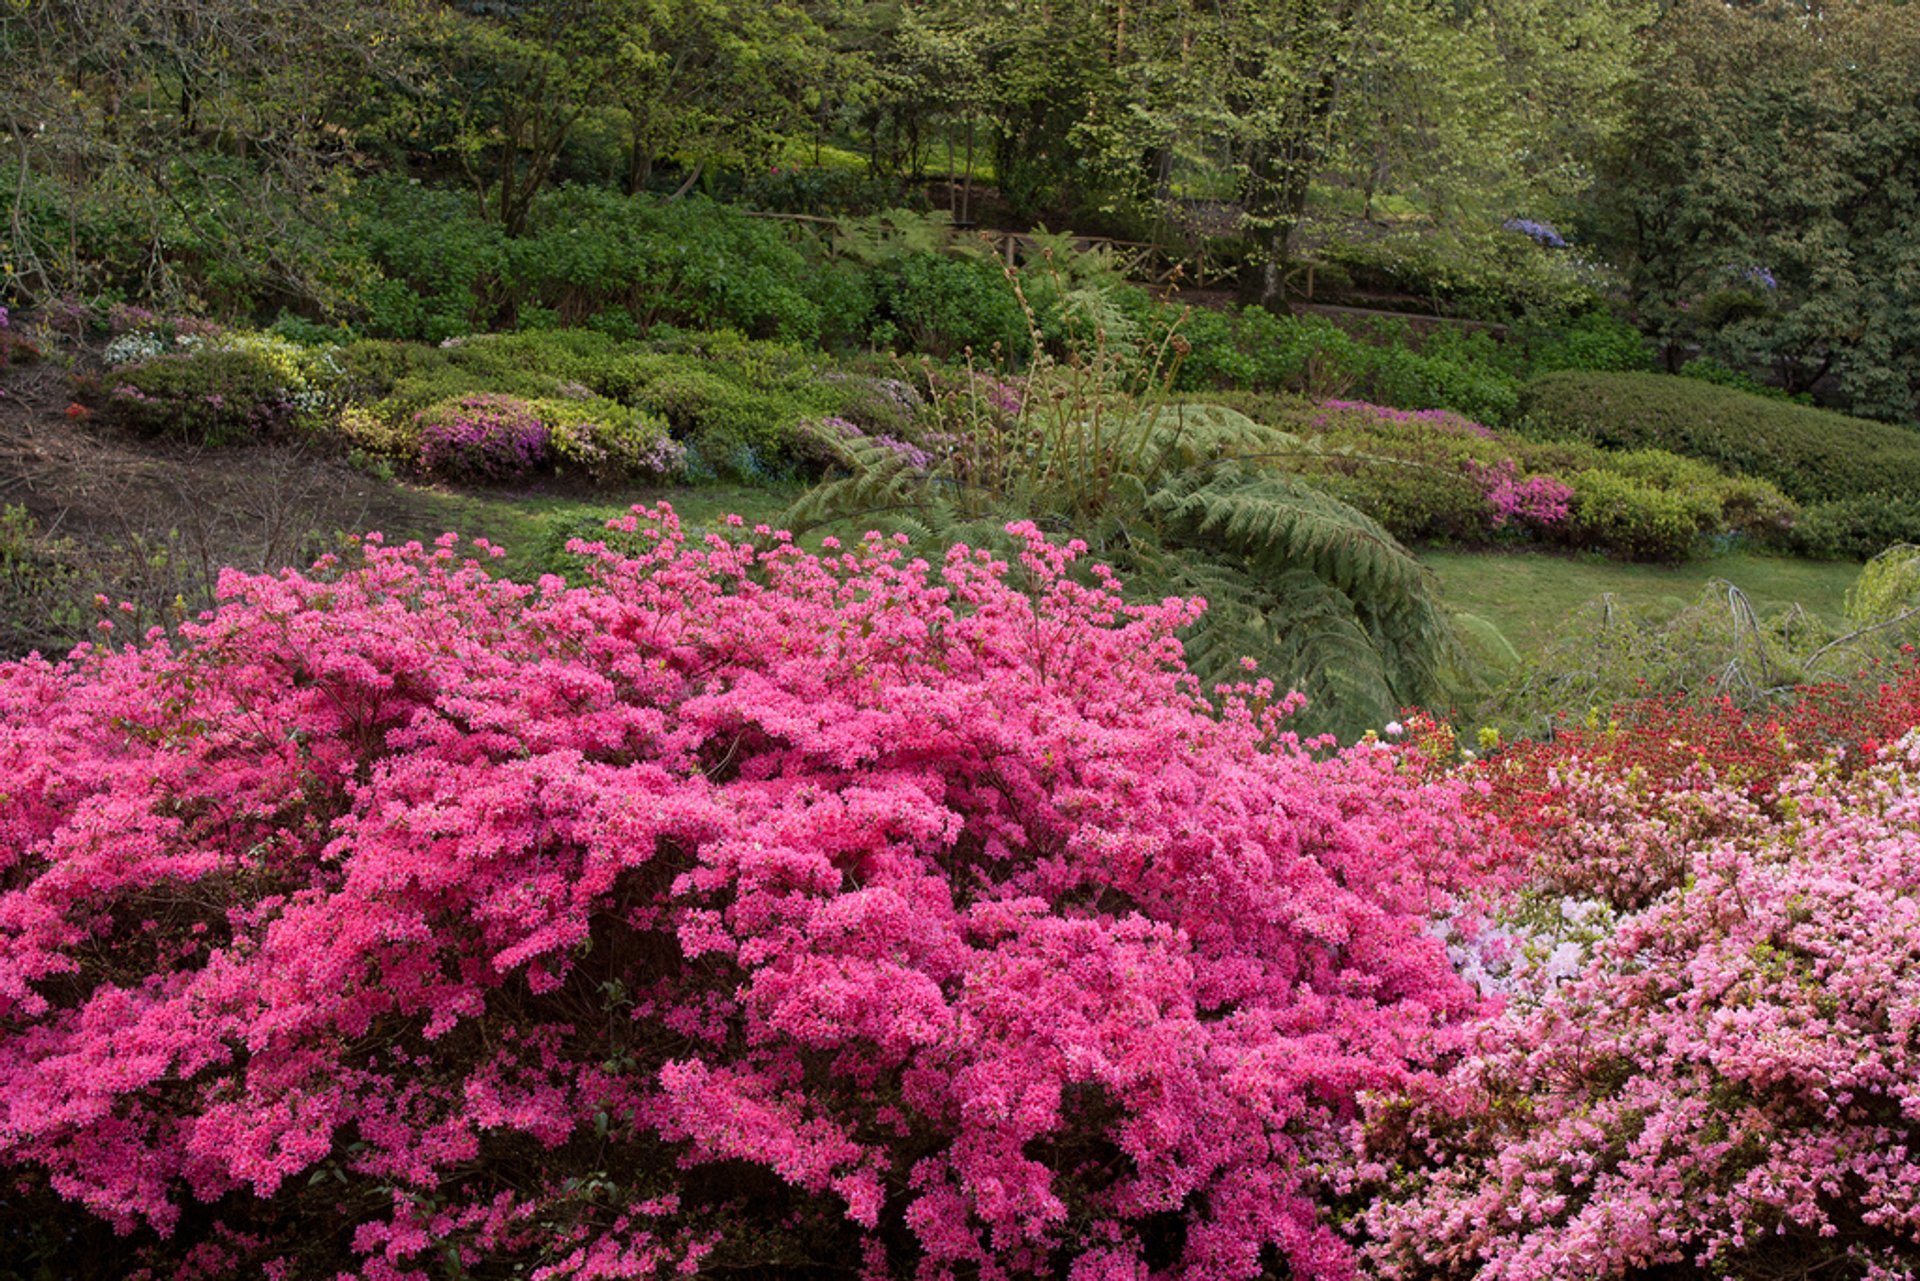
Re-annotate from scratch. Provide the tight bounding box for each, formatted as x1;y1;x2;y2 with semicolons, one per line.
1316;400;1498;439
1467;458;1574;528
415;394;551;480
0;508;1502;1279
972;372;1024;417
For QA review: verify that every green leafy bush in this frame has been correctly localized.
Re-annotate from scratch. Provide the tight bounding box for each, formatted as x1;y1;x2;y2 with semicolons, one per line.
1527;310;1652;374
1565;467;1721;562
1676;355;1810;404
348;183;859;347
105;332;338;445
1519;371;1920;508
868;252;1027;358
1788;494;1920;561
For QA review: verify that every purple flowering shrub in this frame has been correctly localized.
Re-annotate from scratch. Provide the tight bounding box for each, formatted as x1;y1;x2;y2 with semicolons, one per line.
1467;460;1573;529
806;415;934;471
415;394;551;480
1502;218;1568;249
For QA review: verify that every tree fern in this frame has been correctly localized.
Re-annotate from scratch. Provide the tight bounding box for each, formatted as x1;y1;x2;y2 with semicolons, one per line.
787;370;1462;737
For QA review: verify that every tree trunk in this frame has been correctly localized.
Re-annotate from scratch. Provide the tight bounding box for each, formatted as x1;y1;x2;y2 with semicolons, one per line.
1235;144;1311;312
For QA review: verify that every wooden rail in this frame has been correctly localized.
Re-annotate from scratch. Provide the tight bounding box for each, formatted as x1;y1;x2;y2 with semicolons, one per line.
740;211;1237;289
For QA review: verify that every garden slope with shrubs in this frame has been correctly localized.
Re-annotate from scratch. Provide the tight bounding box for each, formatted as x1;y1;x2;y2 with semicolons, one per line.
1521;371;1920;557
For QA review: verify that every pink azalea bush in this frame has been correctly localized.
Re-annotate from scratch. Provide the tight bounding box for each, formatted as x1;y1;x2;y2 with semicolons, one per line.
415;393;551;480
1463;460;1573;531
0;506;1500;1279
1363;738;1920;1280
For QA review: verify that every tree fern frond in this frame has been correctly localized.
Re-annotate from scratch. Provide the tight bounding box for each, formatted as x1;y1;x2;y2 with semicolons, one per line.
1148;465;1457;726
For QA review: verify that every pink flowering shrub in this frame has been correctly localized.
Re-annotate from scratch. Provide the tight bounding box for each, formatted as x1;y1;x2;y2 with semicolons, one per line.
415;393;550;480
1313;400;1498;440
1464;460;1573;531
1363;741;1920;1280
0;507;1499;1279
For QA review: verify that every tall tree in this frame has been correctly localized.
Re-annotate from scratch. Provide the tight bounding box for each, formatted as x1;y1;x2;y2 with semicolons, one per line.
1596;0;1920;418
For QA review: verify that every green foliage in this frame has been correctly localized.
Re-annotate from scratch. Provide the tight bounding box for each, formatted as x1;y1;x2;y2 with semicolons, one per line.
868;252;1027;358
348;183;850;346
534;397;683;480
105;340;323;446
1676;356;1808;404
1788;495;1920;563
1565;468;1718;564
787;310;1457;738
1215;394;1796;562
326;328;847;479
1482;583;1838;737
0;506;84;659
1317;231;1604;322
1527;310;1652;375
1845;545;1920;630
1593;0;1920;421
1519;371;1920;515
1172;307;1528;423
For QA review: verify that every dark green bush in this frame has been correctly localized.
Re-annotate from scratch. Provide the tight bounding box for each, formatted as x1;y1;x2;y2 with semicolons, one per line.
348;183;862;347
869;252;1027;358
1676;356;1810;404
1787;493;1920;560
107;347;299;445
1527;310;1652;374
1518;371;1920;506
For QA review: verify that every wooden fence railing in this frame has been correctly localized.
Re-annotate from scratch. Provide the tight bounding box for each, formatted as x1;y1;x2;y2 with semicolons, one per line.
740;212;1237;290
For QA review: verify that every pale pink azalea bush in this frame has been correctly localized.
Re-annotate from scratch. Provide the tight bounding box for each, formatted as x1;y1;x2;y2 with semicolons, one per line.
1363;741;1920;1280
0;506;1499;1279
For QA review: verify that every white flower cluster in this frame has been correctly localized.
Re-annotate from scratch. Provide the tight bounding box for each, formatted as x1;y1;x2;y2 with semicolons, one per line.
103;333;167;366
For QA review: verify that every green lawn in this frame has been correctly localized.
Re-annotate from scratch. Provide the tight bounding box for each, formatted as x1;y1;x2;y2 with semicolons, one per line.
1422;548;1861;652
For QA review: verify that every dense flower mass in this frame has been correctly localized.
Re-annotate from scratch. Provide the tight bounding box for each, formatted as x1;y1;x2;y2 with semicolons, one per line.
1366;737;1920;1280
415;392;551;479
0;507;1502;1279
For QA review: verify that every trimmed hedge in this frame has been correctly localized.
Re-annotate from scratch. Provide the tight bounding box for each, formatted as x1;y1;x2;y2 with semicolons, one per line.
1210;394;1798;562
1518;371;1920;506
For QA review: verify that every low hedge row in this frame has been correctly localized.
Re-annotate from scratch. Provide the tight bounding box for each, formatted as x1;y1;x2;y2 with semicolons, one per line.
1519;371;1920;559
1217;396;1799;563
102;326;928;482
1518;371;1920;506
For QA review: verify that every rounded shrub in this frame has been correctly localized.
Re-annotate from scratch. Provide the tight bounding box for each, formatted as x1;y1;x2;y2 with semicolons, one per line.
107;346;298;445
0;509;1499;1279
1566;467;1719;562
414;393;550;480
